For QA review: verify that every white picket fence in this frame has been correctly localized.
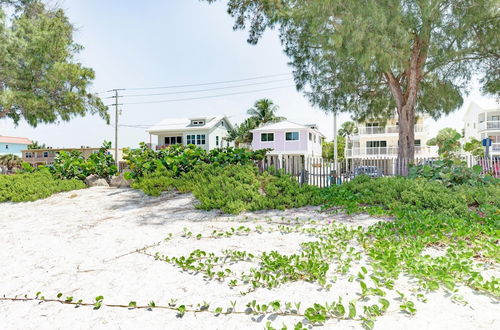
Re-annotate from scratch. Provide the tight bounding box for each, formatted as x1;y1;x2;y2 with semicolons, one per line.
257;155;500;188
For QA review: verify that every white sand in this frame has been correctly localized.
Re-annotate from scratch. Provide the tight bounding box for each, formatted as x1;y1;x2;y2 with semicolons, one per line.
0;187;498;330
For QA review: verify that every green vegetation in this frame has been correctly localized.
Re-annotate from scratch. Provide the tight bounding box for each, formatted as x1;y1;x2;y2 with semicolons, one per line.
205;0;499;171
463;137;485;157
132;164;322;214
0;154;22;172
227;98;285;147
0;1;107;126
427;128;463;161
0;170;85;202
322;174;499;217
322;136;345;161
409;160;497;187
123;143;268;180
50;141;117;181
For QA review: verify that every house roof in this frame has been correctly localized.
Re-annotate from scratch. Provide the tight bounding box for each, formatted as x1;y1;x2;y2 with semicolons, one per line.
251;120;326;137
146;115;233;133
0;136;32;145
464;99;500;117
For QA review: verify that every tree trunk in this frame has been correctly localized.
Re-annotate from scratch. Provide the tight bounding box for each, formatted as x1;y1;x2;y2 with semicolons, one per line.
396;104;415;176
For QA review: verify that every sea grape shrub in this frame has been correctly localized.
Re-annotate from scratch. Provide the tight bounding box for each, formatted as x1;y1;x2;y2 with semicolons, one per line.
123;143;269;180
322;175;499;218
86;141;118;180
408;160;497;187
0;170;85;202
50;141;117;181
133;164;322;214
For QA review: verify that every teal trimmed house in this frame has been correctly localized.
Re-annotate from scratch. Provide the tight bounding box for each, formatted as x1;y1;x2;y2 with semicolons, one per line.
0;136;32;156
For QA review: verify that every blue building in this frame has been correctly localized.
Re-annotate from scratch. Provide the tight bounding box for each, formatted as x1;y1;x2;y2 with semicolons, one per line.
0;136;32;156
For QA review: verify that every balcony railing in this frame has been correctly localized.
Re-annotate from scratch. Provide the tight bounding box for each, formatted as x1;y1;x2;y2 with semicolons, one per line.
356;124;425;135
478;121;500;131
346;146;434;157
492;143;500;153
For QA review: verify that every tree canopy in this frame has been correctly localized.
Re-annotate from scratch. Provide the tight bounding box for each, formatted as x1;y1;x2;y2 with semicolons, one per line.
0;0;107;126
227;98;286;147
205;0;499;172
427;127;462;160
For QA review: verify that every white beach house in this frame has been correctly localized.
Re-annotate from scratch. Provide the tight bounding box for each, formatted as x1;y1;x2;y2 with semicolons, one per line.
463;100;500;156
250;120;325;158
146;115;234;151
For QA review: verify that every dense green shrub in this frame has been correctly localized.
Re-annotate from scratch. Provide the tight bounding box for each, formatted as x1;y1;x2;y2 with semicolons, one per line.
50;141;117;181
132;164;323;214
0;170;86;202
322;175;500;217
123;143;269;180
408;159;497;187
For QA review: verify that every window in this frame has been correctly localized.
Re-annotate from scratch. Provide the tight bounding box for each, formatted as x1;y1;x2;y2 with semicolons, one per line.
309;132;312;141
164;136;182;145
216;136;219;146
43;151;49;158
25;152;32;158
366;141;387;148
314;135;317;143
414;139;421;146
191;120;205;126
187;134;205;145
5;145;8;149
366;122;379;127
221;121;224;127
285;132;299;141
261;133;274;142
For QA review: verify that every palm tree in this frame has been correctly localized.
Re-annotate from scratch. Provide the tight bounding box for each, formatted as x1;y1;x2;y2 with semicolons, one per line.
0;154;22;171
28;141;46;149
246;99;285;125
338;121;358;138
227;117;258;147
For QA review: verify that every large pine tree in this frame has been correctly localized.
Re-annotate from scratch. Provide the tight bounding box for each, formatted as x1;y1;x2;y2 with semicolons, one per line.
205;0;499;174
0;0;107;126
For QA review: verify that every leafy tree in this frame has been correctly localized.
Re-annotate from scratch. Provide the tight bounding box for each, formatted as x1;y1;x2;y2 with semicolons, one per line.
0;1;108;126
204;0;499;174
463;137;484;157
0;154;22;171
246;99;285;124
226;117;258;147
28;140;46;149
338;121;358;138
427;128;462;160
228;99;286;146
322;136;345;161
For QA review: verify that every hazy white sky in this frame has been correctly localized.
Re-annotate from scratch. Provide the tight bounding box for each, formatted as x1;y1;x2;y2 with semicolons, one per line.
0;0;494;148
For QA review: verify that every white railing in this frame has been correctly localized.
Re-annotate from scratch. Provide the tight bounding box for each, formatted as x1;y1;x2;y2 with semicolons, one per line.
478;121;500;131
346;146;434;157
492;143;500;153
356;124;425;135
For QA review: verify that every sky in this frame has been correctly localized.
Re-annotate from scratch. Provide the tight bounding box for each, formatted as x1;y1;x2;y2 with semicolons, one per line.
0;0;495;148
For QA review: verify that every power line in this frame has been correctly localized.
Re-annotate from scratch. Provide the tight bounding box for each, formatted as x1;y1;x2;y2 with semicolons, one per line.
106;78;293;99
123;73;292;91
117;85;295;106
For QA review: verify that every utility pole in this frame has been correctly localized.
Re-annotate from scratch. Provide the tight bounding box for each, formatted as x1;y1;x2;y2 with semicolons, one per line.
108;89;125;168
333;112;338;175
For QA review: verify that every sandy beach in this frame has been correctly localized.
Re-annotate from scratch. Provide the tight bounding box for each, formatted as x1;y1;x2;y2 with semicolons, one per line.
0;187;498;330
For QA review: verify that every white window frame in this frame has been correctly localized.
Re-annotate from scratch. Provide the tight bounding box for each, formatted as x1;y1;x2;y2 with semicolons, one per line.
187;134;206;145
261;133;274;142
285;131;299;141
